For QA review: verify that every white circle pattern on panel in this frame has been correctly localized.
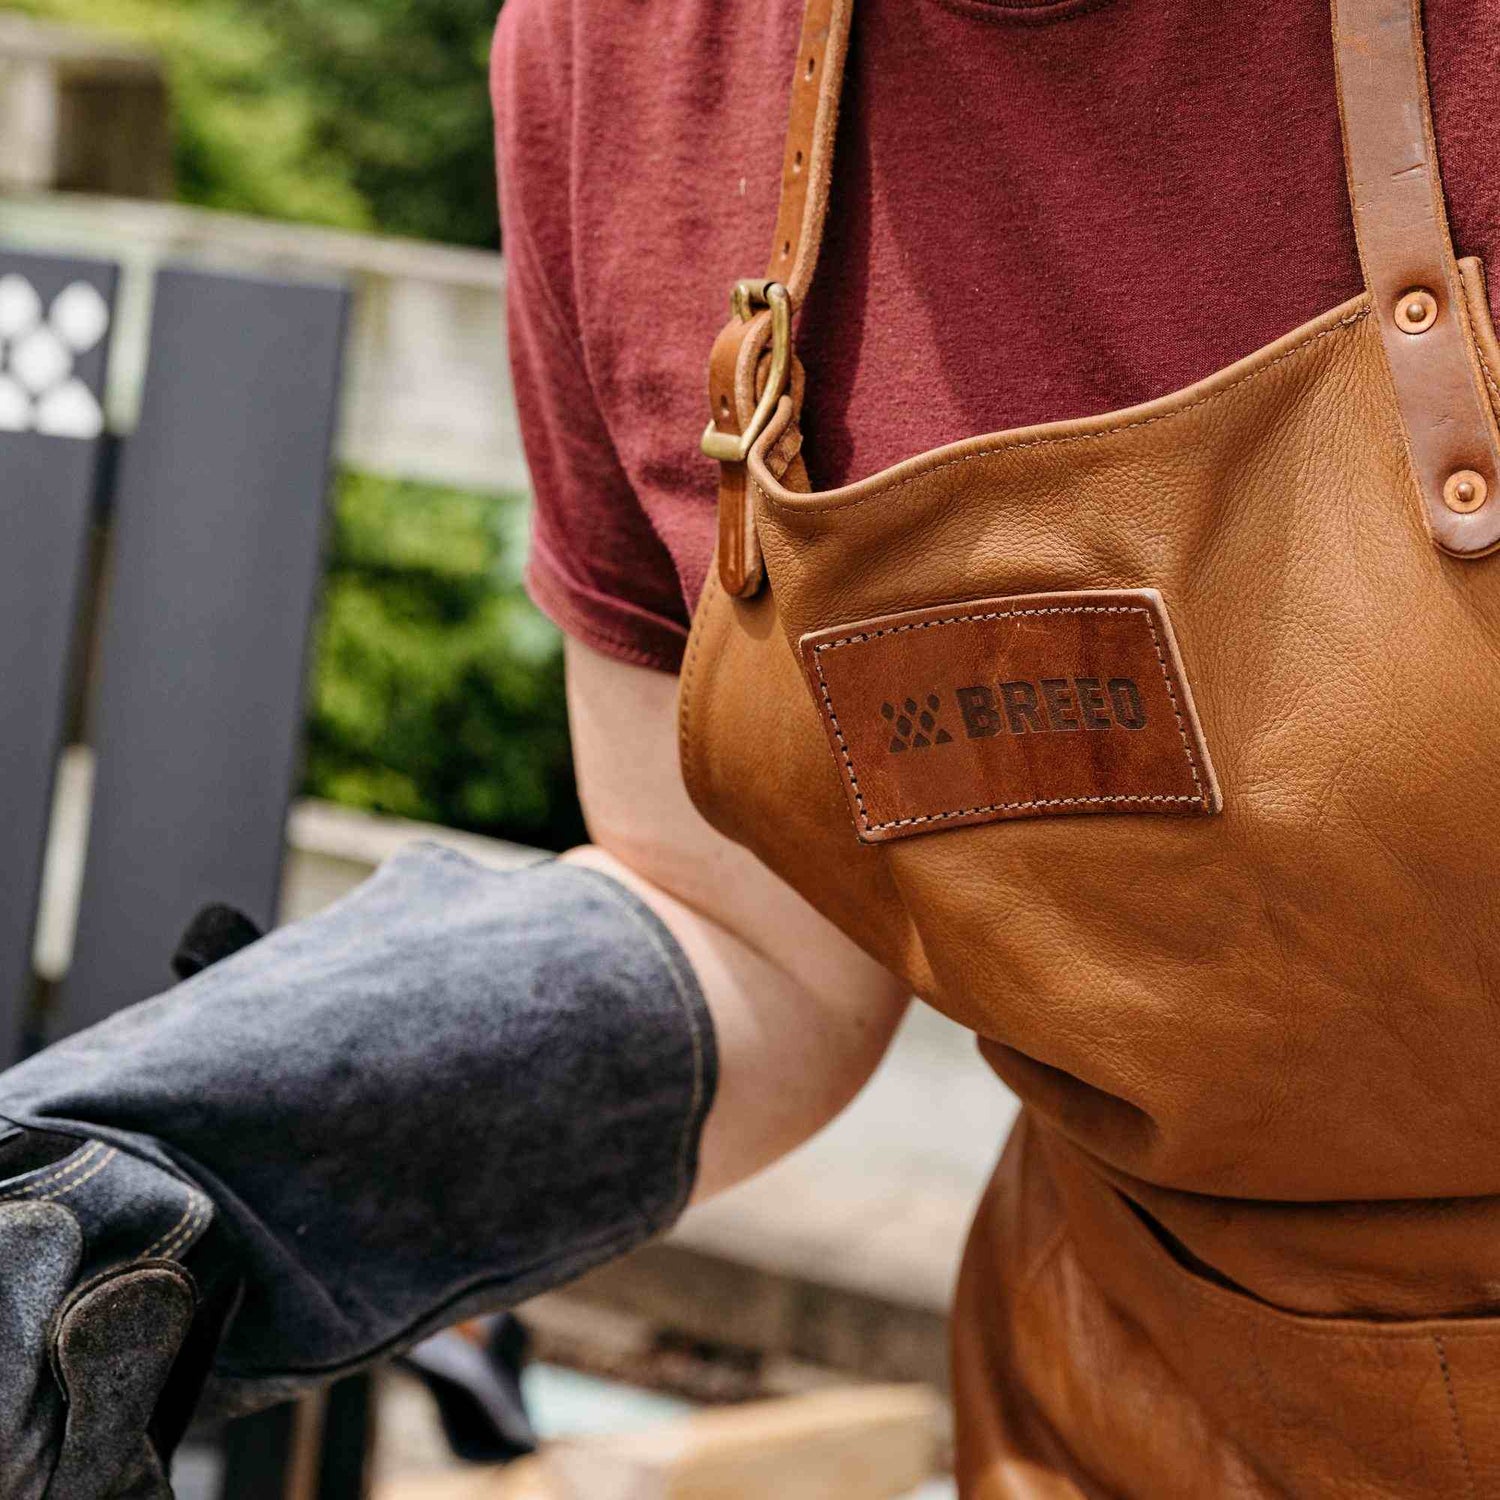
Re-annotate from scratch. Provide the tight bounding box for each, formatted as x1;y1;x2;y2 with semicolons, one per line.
35;380;106;439
0;275;110;438
51;281;111;354
0;376;29;432
11;327;71;395
0;275;42;340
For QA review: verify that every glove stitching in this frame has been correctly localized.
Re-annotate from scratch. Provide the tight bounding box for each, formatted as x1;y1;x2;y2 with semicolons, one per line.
144;1189;210;1261
34;1148;117;1203
0;1141;105;1202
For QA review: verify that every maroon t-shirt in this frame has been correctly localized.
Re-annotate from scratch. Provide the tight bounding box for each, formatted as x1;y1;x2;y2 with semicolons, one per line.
491;0;1500;673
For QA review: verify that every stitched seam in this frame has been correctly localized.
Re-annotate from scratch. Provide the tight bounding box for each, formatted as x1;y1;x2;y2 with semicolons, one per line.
142;1197;195;1261
0;1141;104;1201
1139;608;1208;811
33;1146;116;1202
1435;1335;1479;1499
1476;339;1500;413
1465;267;1500;411
144;1188;210;1261
0;1137;208;1257
856;794;1198;828
1449;271;1500;437
758;306;1369;516
811;605;1205;831
166;1193;211;1258
164;1195;209;1258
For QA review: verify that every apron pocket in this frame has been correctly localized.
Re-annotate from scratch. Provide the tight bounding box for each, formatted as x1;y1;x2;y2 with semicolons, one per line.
1016;1126;1500;1498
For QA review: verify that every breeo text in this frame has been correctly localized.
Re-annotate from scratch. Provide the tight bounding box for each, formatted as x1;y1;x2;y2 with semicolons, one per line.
955;677;1147;737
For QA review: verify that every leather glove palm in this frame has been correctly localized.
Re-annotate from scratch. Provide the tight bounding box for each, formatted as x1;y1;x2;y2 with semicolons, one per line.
0;1126;230;1500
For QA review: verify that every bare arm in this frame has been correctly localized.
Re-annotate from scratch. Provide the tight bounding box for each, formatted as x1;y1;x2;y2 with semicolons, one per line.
562;639;910;1201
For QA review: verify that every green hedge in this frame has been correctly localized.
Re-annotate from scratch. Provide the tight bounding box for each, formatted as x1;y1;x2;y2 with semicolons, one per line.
307;473;586;851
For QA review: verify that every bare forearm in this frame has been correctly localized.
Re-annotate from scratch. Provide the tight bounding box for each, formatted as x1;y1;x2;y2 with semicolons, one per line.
565;845;907;1201
563;640;910;1204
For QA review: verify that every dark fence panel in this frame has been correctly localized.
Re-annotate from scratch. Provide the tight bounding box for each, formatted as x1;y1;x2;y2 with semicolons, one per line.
57;265;347;1036
0;251;118;1064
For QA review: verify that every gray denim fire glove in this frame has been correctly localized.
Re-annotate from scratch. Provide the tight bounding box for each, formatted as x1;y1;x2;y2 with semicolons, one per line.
0;846;716;1495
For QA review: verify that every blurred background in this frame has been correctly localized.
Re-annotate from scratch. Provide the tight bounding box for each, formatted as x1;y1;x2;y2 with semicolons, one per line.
0;3;1017;1496
3;0;581;857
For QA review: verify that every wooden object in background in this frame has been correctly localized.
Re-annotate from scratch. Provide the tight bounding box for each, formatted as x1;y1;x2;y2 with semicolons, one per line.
0;16;172;199
543;1386;940;1500
378;1386;940;1500
374;1462;555;1500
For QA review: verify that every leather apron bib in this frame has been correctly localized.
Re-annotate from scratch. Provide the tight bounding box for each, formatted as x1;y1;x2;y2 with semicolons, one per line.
681;1;1500;1492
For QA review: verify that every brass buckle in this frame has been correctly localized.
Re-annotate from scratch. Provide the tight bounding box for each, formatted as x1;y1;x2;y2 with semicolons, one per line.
700;280;791;463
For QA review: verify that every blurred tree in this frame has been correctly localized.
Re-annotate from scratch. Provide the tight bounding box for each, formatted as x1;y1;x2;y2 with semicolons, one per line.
308;474;585;850
9;0;501;246
261;0;502;247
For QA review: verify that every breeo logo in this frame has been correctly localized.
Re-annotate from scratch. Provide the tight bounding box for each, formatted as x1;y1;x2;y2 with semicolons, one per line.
802;592;1220;841
880;694;954;753
882;676;1148;753
955;676;1148;737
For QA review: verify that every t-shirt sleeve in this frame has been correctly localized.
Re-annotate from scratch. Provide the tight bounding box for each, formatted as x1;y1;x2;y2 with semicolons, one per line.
491;0;692;672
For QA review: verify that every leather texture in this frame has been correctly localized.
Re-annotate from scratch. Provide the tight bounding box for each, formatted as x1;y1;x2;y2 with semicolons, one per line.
705;0;850;596
1334;0;1500;555
799;590;1218;843
46;1266;196;1500
679;0;1500;1493
952;1118;1500;1498
709;312;765;598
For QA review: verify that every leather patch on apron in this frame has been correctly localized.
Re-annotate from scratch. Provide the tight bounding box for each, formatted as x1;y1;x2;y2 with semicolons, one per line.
799;589;1220;843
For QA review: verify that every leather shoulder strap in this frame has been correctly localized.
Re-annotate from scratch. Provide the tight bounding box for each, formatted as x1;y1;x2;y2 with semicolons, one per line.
704;0;852;597
1333;0;1500;556
767;0;852;304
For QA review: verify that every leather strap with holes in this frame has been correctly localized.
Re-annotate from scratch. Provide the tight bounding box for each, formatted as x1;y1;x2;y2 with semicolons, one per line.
1333;0;1500;556
706;0;852;597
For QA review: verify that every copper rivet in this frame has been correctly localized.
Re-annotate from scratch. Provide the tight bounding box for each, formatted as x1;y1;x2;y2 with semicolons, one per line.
1444;469;1488;513
1394;288;1438;334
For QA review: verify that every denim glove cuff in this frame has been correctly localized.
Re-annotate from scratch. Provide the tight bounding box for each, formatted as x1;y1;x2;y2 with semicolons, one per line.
0;847;717;1416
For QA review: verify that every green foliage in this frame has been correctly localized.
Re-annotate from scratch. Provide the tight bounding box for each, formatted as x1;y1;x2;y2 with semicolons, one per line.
307;473;586;851
9;0;500;246
256;0;503;247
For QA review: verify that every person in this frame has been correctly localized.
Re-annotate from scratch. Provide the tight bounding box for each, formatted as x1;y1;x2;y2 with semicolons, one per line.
4;0;1500;1495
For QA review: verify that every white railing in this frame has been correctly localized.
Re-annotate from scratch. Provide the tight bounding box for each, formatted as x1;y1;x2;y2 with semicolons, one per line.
0;190;531;495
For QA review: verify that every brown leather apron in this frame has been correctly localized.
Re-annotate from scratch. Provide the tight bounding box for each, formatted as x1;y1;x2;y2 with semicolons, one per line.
681;1;1500;1492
